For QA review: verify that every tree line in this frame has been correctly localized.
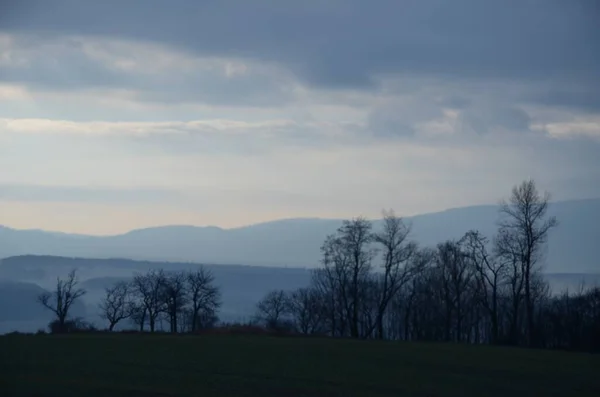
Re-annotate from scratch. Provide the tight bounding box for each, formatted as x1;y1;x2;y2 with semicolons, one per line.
35;179;599;351
38;267;221;333
253;180;600;352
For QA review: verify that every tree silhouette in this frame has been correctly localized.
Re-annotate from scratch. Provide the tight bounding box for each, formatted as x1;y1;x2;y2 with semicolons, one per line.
37;269;86;333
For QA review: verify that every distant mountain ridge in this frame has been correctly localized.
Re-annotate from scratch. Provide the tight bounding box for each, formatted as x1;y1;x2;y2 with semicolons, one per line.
1;198;599;272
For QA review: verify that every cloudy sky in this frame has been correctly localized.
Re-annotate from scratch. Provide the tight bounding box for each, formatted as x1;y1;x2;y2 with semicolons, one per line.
1;0;599;235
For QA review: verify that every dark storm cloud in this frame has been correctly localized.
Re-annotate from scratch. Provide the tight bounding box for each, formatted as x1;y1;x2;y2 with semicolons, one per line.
529;89;600;113
2;0;599;90
0;34;295;107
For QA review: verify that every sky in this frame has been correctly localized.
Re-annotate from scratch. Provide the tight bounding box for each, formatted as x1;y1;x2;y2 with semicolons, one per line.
1;0;599;235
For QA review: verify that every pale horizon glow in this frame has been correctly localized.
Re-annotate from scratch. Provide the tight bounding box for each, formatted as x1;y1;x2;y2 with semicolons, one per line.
0;200;466;236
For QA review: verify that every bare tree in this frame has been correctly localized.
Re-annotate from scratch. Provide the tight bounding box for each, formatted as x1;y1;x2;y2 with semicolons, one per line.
99;281;131;331
181;307;218;332
496;227;525;344
408;263;448;341
288;287;324;335
371;210;419;339
186;268;221;332
132;269;166;332
460;230;505;343
497;179;558;346
319;235;352;337
162;271;188;333
321;217;375;338
401;247;436;340
37;269;86;333
310;267;345;337
343;217;376;338
357;275;381;338
255;289;290;330
285;191;592;349
436;240;475;342
129;301;147;332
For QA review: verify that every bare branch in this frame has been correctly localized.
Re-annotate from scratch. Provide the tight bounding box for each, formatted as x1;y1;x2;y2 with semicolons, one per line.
36;269;86;333
99;281;131;331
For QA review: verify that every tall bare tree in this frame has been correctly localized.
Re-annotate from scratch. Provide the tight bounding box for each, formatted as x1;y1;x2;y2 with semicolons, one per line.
132;269;166;332
162;271;188;333
323;217;375;338
37;269;86;333
371;210;418;339
497;179;557;346
436;240;475;342
276;192;594;349
319;235;352;337
460;230;505;343
186;268;221;332
496;227;525;343
310;267;345;337
255;289;290;330
288;287;324;335
129;301;147;332
99;281;131;331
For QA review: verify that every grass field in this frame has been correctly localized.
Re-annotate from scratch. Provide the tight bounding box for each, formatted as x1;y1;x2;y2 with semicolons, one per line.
1;334;598;397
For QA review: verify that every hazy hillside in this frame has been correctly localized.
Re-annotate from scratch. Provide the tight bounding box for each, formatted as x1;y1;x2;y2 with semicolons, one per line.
0;279;87;333
0;255;598;334
0;256;311;332
0;280;50;322
1;198;599;272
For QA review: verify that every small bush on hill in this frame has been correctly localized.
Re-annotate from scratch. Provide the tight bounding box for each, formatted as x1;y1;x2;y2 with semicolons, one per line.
48;318;98;334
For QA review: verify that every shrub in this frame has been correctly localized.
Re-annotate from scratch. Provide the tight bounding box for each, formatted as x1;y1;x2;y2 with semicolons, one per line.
48;318;98;334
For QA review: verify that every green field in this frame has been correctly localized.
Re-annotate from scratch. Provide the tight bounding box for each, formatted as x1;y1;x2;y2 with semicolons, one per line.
1;334;598;397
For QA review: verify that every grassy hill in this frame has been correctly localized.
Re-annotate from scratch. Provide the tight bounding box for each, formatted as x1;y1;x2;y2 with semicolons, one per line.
1;334;598;397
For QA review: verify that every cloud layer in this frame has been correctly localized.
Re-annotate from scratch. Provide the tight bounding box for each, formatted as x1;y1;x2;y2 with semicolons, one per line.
3;0;599;86
0;0;599;233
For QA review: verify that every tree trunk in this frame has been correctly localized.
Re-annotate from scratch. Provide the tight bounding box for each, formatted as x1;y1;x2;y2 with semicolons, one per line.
456;300;462;342
404;305;412;341
171;312;178;333
445;303;452;342
525;270;535;347
491;285;499;344
351;276;359;338
139;310;146;332
510;301;520;345
377;314;385;340
191;309;198;332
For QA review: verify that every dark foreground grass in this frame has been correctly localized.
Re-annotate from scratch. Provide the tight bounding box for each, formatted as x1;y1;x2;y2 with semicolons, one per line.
0;334;598;397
